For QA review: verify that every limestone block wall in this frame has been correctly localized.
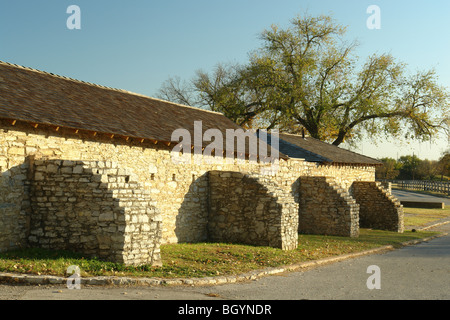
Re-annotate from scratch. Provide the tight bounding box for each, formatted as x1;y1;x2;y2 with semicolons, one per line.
208;171;298;250
0;121;379;257
379;181;392;194
310;164;376;191
29;159;162;266
0;123;272;249
352;181;404;233
298;176;360;237
161;161;375;244
0;161;31;252
270;160;375;205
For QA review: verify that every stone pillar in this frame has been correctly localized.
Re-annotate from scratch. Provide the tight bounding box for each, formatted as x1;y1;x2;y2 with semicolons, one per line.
352;181;404;233
29;160;162;266
379;181;392;194
208;171;298;250
298;176;360;237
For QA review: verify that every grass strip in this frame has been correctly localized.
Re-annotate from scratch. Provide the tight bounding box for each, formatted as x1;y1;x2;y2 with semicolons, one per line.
0;228;440;279
403;207;450;228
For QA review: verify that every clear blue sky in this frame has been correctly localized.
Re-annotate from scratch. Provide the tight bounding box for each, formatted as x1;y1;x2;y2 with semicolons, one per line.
1;0;449;160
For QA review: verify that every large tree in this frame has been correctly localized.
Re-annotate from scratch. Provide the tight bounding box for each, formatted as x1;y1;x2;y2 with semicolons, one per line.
156;14;449;146
437;152;450;180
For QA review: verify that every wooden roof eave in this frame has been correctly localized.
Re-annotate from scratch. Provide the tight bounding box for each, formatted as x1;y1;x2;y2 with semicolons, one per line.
5;117;290;160
4;117;170;145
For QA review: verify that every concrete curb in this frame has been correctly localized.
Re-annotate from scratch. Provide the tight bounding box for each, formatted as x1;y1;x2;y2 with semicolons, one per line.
0;231;448;288
416;220;450;231
400;201;445;209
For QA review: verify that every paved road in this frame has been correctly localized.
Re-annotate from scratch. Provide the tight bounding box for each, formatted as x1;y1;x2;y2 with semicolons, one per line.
391;189;450;206
1;223;449;301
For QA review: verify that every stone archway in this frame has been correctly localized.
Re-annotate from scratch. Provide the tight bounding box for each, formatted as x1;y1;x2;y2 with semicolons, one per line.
208;171;298;250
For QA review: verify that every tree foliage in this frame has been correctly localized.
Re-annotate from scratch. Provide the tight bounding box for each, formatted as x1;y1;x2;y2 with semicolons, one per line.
437;152;450;179
376;158;401;180
376;152;450;181
156;14;450;146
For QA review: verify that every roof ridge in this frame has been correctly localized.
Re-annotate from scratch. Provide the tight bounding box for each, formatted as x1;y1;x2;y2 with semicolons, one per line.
309;137;381;163
266;132;331;163
333;143;381;163
282;140;332;162
279;132;380;162
0;60;223;116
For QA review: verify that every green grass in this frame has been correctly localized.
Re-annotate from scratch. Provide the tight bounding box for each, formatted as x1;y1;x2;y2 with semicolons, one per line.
403;206;450;228
0;229;440;279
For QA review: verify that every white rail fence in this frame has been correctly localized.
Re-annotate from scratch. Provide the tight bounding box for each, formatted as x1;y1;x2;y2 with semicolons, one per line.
379;180;450;195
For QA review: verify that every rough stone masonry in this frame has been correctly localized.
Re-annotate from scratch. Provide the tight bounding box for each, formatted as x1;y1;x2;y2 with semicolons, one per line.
208;171;298;250
0;120;405;267
0;61;405;267
29;159;162;266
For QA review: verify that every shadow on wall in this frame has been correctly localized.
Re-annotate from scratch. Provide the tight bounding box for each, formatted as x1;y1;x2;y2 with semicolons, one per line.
176;170;299;250
296;176;360;238
29;158;126;263
0;156;162;266
207;171;298;250
175;172;210;243
0;161;31;252
174;173;404;250
294;176;404;237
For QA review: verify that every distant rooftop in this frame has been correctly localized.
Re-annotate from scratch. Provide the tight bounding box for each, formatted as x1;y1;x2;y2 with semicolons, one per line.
261;131;382;166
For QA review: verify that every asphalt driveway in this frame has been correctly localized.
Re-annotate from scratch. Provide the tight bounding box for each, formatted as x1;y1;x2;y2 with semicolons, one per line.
391;189;450;206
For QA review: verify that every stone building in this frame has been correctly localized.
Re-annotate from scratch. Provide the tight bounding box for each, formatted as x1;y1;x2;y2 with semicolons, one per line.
0;61;403;266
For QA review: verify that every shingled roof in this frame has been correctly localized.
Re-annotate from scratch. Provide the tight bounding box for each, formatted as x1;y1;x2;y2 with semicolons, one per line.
0;61;241;142
0;61;381;165
0;60;286;158
275;132;382;166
